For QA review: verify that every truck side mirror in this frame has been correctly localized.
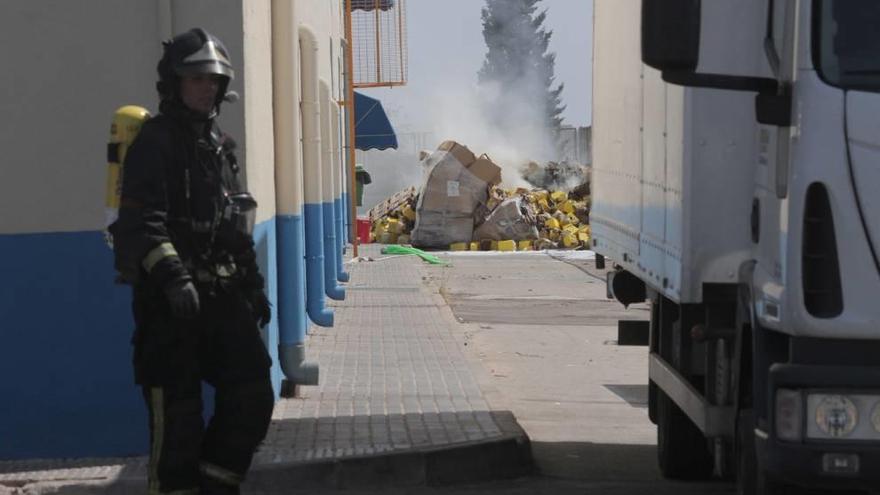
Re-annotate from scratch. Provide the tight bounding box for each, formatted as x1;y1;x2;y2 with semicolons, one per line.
641;0;701;73
640;0;790;127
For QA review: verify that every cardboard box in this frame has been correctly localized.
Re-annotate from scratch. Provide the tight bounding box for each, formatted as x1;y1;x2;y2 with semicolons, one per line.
437;140;476;167
411;211;474;248
416;150;488;215
467;154;502;185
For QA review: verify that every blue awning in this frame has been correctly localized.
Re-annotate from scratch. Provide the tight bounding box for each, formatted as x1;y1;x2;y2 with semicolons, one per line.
354;91;398;151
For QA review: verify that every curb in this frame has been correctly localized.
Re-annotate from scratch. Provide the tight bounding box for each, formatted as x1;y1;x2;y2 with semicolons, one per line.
250;430;532;490
2;415;532;494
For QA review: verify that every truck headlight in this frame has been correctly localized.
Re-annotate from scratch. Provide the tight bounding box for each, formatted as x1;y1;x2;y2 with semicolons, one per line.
814;395;858;438
776;389;804;441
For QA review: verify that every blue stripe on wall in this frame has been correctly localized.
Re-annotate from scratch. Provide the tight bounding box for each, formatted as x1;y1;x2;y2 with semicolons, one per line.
251;219;282;395
334;198;349;283
0;231;146;459
0;217;282;460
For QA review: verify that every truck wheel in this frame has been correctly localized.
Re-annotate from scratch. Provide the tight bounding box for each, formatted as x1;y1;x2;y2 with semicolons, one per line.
737;409;787;495
657;389;714;479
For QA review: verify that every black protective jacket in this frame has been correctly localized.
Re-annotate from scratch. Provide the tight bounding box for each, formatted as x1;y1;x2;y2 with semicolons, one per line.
109;104;263;295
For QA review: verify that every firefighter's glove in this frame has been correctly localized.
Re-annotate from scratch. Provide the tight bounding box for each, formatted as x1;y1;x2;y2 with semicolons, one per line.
249;289;272;328
165;280;200;319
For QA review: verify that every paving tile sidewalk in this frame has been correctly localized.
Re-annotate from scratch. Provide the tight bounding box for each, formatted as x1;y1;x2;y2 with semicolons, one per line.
0;245;530;494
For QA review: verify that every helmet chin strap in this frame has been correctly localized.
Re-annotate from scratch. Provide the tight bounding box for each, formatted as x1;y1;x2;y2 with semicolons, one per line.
160;97;218;123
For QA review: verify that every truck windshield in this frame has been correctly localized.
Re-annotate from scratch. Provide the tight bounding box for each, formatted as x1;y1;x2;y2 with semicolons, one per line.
814;1;880;92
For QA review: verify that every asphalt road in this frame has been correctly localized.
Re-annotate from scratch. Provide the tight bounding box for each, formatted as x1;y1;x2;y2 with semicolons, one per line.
398;251;734;495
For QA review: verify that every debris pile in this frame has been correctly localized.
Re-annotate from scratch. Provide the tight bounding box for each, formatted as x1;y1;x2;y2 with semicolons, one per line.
473;186;591;250
521;160;591;192
365;141;591;251
366;186;417;244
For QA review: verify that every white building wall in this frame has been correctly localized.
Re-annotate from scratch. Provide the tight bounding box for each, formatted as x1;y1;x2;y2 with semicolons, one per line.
0;1;160;234
297;0;344;97
243;0;276;222
0;0;348;233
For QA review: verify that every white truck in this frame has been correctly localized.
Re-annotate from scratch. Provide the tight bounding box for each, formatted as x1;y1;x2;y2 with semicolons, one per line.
592;1;880;493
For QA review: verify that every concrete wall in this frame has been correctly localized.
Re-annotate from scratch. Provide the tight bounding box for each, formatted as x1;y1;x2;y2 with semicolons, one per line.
243;0;277;221
0;0;348;459
0;1;158;234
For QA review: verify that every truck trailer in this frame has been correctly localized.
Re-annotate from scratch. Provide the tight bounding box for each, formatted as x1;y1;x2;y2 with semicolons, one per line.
592;1;880;493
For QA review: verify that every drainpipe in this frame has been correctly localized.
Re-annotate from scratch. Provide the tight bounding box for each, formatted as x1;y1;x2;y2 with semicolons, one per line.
341;120;353;247
332;103;350;282
300;25;334;327
319;80;345;300
335;94;350;248
271;0;318;386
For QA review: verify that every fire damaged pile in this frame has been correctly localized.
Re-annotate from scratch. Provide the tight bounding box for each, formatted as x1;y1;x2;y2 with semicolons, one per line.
367;141;590;251
367;186;418;245
471;185;590;251
520;160;591;192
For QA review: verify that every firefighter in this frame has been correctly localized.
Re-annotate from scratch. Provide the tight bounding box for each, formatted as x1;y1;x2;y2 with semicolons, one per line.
109;28;274;495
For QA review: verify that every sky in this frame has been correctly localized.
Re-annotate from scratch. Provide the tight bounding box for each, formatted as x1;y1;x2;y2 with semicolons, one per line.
364;0;594;135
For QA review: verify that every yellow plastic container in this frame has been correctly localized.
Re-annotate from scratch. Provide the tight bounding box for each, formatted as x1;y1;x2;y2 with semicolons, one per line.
517;240;533;251
490;240;499;251
497;240;516;252
550;191;567;203
562;233;579;248
469;242;480;251
560;200;576;214
577;232;590;243
449;242;468;251
545;218;561;230
386;218;401;234
402;205;416;221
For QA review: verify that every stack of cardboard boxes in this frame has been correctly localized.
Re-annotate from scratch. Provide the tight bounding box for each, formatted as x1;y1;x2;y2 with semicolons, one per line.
410;141;501;249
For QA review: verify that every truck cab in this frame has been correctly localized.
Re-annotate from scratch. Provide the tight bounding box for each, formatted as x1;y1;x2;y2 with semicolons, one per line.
592;1;880;492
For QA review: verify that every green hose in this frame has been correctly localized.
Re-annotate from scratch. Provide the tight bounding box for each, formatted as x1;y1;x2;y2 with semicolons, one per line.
380;245;448;265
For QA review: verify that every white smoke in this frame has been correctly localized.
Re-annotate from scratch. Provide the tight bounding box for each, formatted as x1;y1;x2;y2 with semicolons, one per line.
423;78;557;189
421;1;561;188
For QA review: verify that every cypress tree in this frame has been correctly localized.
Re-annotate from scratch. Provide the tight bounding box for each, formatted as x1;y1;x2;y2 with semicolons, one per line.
479;0;566;139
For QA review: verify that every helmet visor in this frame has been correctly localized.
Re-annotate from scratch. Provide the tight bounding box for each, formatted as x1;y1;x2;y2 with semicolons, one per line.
176;40;234;79
176;61;234;80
